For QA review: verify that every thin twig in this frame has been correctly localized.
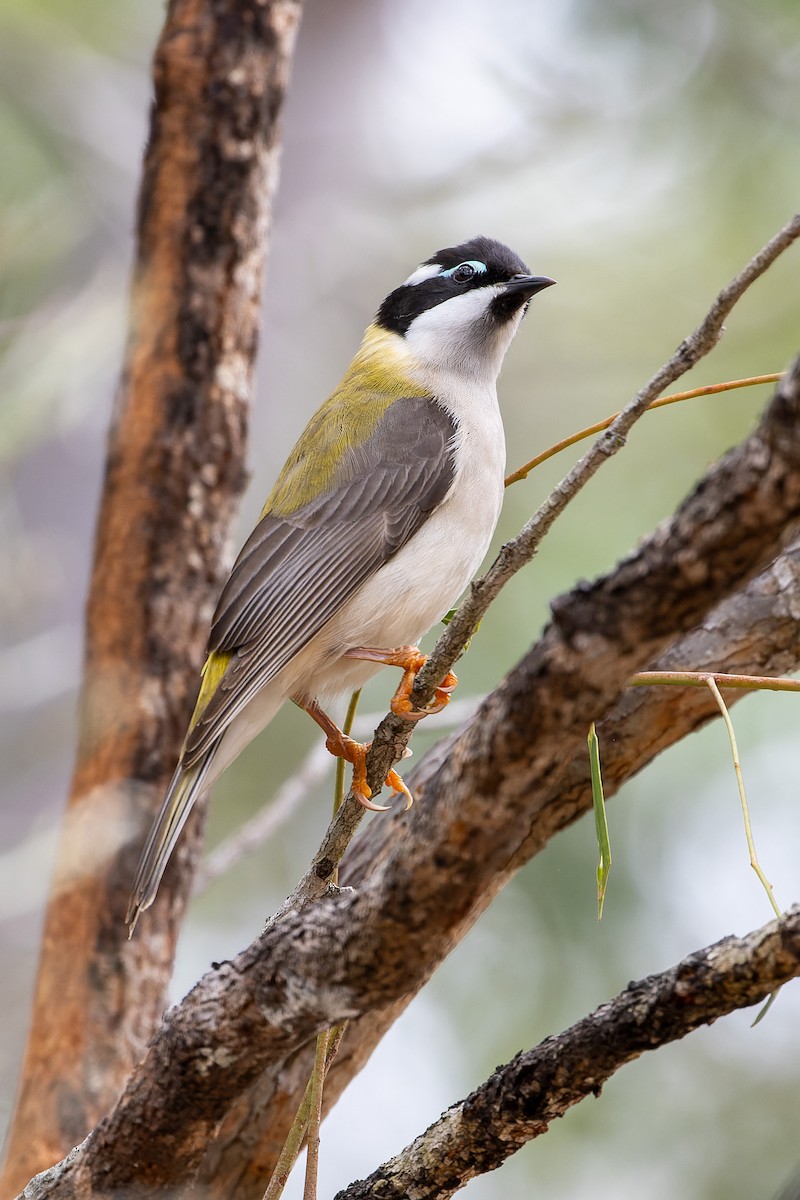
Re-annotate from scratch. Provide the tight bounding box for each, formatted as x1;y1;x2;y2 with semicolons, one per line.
705;676;782;918
265;696;362;1200
504;372;783;485
278;214;800;912
335;692;362;826
631;670;800;692
631;668;790;915
262;1025;347;1200
302;693;360;1197
302;1030;329;1200
414;215;800;708
195;695;483;895
263;1085;315;1200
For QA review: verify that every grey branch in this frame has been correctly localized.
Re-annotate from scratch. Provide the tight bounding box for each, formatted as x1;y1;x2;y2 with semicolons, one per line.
194;698;483;895
335;909;800;1200
291;215;800;913
19;361;800;1200
410;210;800;705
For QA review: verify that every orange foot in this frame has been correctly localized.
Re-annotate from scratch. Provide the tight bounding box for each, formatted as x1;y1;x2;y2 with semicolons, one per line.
345;644;458;722
324;730;413;813
295;695;413;812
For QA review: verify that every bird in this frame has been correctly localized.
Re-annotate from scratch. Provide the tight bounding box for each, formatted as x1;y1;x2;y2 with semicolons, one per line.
126;236;555;933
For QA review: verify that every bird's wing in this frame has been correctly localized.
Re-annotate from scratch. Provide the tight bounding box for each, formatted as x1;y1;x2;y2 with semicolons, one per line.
183;396;457;764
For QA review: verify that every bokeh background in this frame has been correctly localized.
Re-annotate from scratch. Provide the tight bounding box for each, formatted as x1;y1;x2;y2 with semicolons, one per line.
2;1;800;1196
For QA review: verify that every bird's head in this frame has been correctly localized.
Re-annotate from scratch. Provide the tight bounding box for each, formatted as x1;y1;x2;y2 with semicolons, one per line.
375;235;555;383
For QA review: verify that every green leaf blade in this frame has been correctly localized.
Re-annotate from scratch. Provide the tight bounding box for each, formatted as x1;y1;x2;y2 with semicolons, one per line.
589;722;612;919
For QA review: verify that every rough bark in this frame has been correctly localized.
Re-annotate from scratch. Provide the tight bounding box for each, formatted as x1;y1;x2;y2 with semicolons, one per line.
5;0;798;1188
15;364;800;1200
335;909;800;1200
0;1;301;1194
273;524;800;1172
233;361;800;1187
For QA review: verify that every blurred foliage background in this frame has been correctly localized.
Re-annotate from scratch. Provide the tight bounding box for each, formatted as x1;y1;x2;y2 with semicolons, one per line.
2;0;799;1196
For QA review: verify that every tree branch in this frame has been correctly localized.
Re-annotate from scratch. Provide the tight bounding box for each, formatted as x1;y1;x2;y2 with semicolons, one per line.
194;698;482;896
0;1;302;1194
292;219;800;911
335;909;800;1200
410;211;800;706
18;361;800;1200
272;348;800;922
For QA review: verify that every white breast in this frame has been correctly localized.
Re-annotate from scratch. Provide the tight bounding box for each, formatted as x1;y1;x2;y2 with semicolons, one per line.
290;378;506;701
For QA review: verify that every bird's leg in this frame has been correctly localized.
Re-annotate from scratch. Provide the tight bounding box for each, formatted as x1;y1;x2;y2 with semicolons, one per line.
294;695;413;812
344;644;458;722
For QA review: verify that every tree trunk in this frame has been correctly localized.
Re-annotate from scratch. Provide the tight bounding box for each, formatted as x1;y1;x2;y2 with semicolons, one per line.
0;2;301;1193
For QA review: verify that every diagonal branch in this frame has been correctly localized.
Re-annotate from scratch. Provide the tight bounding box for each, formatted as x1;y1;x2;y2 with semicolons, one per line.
216;364;800;1197
292;218;800;911
335;909;800;1200
19;362;800;1200
279;347;800;919
411;214;800;706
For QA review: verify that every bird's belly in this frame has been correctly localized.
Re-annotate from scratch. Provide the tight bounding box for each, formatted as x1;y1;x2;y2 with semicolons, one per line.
294;438;505;701
216;455;501;776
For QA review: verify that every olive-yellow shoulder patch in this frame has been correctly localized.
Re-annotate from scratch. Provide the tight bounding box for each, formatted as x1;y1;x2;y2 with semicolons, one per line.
263;325;430;518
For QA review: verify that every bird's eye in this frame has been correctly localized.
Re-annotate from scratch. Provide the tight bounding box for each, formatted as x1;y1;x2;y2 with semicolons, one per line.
441;259;487;284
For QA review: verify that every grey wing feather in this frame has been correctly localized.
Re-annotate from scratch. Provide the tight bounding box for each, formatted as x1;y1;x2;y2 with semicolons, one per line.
125;747;216;932
183;397;457;765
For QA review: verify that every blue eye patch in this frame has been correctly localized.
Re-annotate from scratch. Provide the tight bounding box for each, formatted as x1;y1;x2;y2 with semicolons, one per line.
440;260;488;280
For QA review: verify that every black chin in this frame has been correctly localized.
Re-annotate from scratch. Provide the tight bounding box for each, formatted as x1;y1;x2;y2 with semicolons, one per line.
490;290;532;323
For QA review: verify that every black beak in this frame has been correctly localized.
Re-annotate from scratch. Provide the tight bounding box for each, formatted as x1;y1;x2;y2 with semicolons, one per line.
491;273;555;322
503;274;557;298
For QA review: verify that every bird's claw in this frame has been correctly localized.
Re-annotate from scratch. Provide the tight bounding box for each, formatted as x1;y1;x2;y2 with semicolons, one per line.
344;644;459;722
325;733;405;812
391;667;459;722
306;648;444;811
387;768;414;811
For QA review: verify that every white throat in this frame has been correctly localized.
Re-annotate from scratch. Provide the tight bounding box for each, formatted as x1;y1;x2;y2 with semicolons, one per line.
402;286;525;390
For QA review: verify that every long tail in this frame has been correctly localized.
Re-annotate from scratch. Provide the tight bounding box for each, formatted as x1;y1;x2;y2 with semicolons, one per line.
126;747;217;936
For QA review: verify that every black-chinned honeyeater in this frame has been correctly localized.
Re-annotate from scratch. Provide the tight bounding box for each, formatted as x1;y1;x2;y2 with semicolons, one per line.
126;236;555;933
